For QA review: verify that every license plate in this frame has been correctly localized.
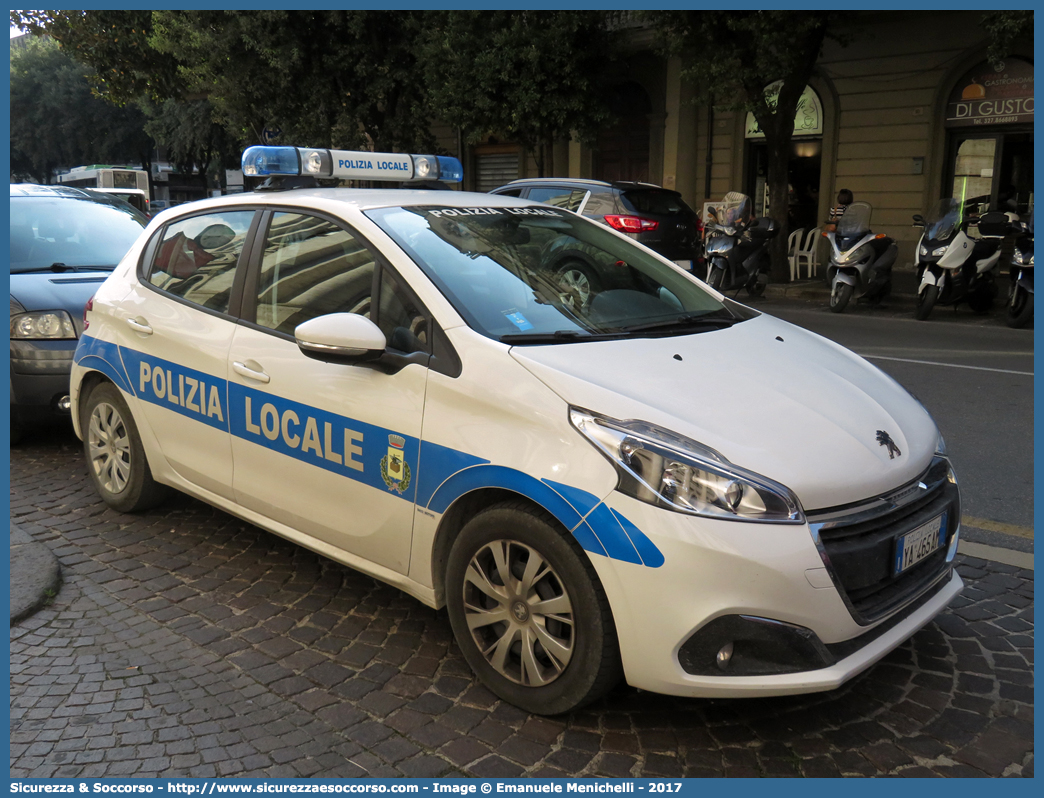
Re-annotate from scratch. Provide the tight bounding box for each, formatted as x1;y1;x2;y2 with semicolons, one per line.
674;259;694;272
893;512;947;575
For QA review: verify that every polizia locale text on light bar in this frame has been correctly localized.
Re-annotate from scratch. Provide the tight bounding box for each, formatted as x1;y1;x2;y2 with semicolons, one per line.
241;146;464;183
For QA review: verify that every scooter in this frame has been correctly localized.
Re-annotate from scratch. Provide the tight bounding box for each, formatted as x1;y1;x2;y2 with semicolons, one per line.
704;193;778;297
824;201;897;313
913;198;1013;321
1006;208;1033;328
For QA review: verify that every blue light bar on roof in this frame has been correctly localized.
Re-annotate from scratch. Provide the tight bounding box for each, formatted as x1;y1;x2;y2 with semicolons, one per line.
241;146;463;183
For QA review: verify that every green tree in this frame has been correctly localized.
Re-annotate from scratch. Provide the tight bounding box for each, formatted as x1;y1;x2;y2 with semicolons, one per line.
981;10;1034;68
421;11;614;176
651;11;842;281
149;10;437;152
143;98;240;179
11;10;178;104
10;36;153;183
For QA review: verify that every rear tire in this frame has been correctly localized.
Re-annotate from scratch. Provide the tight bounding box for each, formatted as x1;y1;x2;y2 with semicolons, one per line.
81;381;170;513
1006;285;1034;328
445;502;622;715
915;284;939;321
829;281;854;313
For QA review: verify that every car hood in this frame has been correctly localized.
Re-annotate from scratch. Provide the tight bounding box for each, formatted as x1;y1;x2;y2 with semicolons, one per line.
510;313;938;512
10;272;110;336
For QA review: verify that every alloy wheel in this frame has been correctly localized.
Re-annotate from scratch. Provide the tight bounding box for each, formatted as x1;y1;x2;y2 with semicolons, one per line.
87;402;131;494
461;539;575;687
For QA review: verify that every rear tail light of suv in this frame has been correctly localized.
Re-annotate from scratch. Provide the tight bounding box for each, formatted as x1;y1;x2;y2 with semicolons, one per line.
604;215;659;233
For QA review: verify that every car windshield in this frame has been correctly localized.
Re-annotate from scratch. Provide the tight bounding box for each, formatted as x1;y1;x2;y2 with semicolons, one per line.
924;198;962;241
10;195;147;273
367;204;733;343
837;201;873;237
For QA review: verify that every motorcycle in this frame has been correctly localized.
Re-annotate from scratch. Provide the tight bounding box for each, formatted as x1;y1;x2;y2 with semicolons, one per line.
704;193;777;297
1006;207;1033;328
913;198;1013;321
824;201;897;313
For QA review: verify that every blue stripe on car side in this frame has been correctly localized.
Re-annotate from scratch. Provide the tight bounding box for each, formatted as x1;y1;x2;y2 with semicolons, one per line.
73;335;134;394
416;440;489;508
611;508;665;568
426;464;609;559
582;503;643;565
541;478;601;519
76;339;665;568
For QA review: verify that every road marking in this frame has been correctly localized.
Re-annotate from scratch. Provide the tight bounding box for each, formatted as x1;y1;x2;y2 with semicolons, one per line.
860;354;1033;376
962;516;1034;540
959;540;1034;570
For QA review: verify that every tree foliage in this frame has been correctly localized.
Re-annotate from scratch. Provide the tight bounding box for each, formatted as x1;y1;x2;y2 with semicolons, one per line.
10;37;153;183
981;10;1034;69
143;99;240;177
651;11;840;280
421;11;614;176
149;10;437;152
11;10;178;104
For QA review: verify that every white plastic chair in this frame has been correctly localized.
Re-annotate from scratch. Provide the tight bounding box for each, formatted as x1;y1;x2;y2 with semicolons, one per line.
794;227;821;278
786;228;804;280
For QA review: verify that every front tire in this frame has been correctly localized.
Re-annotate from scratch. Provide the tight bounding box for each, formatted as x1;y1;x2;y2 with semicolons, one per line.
915;284;939;321
829;281;854;313
445;503;621;715
1006;284;1034;328
81;381;170;513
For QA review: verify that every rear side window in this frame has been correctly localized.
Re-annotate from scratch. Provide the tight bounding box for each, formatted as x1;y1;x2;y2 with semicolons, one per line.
254;212;376;335
582;189;617;219
527;187;589;212
147;210;254;313
620;190;692;217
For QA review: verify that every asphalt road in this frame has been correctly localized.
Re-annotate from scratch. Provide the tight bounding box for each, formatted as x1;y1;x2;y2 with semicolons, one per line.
751;295;1034;546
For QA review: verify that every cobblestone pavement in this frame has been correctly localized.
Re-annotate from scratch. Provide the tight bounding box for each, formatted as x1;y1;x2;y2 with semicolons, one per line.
11;430;1034;778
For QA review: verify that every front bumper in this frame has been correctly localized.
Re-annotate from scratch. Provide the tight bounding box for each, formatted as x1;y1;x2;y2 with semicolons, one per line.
10;339;77;421
588;469;962;698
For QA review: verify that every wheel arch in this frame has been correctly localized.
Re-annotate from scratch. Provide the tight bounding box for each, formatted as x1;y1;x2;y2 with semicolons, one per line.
430;487;549;607
426;464;665;606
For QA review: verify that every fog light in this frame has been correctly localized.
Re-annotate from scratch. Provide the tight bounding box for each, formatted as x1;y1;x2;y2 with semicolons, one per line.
716;641;734;671
56;395;72;412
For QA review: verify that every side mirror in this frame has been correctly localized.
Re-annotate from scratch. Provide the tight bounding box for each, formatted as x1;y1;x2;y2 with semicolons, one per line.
912;214;925;227
295;313;386;364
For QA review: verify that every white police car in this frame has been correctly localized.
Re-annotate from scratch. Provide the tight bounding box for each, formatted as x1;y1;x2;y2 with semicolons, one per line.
71;145;963;715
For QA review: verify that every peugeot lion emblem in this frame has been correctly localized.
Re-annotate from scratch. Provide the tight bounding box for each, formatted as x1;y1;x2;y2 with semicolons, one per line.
876;430;902;459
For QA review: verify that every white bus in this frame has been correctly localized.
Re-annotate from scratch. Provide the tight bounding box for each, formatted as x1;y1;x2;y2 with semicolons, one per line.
58;165;151;214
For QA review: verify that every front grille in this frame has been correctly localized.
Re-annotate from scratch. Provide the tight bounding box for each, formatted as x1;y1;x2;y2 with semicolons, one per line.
809;458;959;625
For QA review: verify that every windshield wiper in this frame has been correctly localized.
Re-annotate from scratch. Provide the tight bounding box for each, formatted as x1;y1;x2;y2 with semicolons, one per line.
618;312;737;334
500;329;622;345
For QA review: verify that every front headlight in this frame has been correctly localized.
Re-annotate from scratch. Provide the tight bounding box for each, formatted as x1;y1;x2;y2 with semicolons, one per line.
919;244;928;256
932;246;948;257
839;244;872;265
10;310;77;340
570;408;804;523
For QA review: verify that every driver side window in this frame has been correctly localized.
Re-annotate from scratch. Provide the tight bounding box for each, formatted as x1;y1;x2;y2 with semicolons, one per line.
147;211;255;313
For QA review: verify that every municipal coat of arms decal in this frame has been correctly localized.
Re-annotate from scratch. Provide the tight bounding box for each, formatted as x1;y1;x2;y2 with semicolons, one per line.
381;434;412;494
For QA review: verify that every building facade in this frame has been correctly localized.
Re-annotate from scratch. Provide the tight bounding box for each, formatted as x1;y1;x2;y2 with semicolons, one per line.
461;11;1034;273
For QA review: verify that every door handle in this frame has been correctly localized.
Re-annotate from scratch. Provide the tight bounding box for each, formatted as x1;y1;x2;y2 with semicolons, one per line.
126;317;153;335
233;360;270;384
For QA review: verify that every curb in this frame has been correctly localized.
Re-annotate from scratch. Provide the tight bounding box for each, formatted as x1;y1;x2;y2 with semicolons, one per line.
10;522;62;624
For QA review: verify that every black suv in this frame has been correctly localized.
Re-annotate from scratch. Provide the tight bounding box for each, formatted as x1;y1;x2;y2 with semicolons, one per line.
489;178;703;269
